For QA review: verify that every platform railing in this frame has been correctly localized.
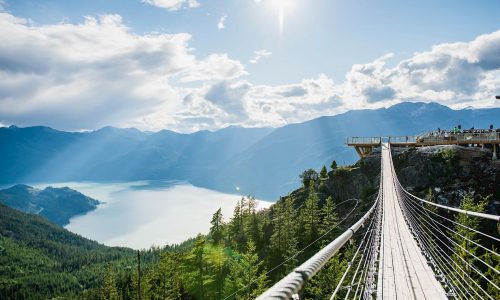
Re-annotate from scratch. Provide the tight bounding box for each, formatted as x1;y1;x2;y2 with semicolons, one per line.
416;132;500;144
346;132;500;146
346;137;382;145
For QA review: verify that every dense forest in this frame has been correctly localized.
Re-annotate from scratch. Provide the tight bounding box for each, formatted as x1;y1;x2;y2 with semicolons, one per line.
1;146;499;299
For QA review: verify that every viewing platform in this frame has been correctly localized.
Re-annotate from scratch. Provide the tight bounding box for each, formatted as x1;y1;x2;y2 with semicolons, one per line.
346;130;500;158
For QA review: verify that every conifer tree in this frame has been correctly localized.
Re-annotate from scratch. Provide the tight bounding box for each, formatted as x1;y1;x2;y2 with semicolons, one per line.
230;198;247;250
331;160;338;170
206;245;228;300
269;197;298;275
282;197;299;274
145;252;182;299
451;195;487;293
100;264;118;300
269;200;285;261
302;181;320;246
183;235;211;300
320;165;328;179
210;208;224;244
304;254;347;298
223;241;268;299
319;196;338;246
300;169;318;187
483;245;500;298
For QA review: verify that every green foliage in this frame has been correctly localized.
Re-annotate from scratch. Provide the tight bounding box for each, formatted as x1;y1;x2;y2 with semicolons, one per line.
0;203;134;300
331;160;338;170
320;165;328;179
432;148;458;175
483;246;500;298
210;208;224;245
451;194;487;292
144;252;182;299
319;196;338;246
100;264;118;300
182;235;211;299
301;181;320;246
300;168;318;187
223;241;268;299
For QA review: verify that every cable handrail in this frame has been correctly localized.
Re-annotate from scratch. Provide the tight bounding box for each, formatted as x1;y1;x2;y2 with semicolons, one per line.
387;142;500;298
401;187;500;221
256;195;380;299
257;140;499;299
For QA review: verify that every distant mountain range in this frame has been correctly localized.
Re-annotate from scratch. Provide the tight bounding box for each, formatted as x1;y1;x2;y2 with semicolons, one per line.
1;102;499;200
0;185;99;225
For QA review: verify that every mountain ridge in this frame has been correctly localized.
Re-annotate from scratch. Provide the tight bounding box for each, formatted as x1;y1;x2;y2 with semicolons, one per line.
1;102;499;199
0;184;100;226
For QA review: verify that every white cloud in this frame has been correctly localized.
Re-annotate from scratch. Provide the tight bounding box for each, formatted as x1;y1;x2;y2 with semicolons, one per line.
341;31;500;109
142;0;200;11
249;49;272;64
0;12;244;131
217;15;227;30
0;10;499;133
178;53;247;82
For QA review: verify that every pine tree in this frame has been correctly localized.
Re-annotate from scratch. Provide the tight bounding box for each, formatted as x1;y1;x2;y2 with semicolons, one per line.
451;195;487;295
282;197;298;274
210;208;224;245
230;198;247;250
483;245;500;298
183;234;211;300
304;254;347;298
302;181;320;246
100;264;118;300
331;160;338;170
269;200;285;262
300;169;318;187
320;165;328;179
223;241;268;299
243;196;261;248
244;196;256;215
269;197;298;275
206;245;228;300
246;211;262;247
145;252;182;299
319;196;338;246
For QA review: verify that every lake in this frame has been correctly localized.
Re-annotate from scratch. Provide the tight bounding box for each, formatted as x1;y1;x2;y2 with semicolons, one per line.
30;181;273;249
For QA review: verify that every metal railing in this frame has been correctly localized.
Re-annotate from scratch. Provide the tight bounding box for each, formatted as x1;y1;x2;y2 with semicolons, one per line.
416;132;500;144
345;137;382;145
346;132;500;146
388;135;417;144
256;196;380;299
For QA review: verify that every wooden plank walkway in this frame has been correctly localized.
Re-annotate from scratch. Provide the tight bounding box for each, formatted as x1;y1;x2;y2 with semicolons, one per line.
376;143;447;299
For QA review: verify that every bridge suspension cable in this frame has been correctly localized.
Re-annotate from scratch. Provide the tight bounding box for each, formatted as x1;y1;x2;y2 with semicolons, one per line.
257;142;500;299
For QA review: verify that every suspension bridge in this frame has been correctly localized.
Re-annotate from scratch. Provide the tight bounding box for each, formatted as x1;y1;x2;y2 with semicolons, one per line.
257;142;500;299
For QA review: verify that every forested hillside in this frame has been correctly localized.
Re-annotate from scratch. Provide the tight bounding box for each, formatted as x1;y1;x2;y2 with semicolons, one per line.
0;184;100;226
1;145;498;299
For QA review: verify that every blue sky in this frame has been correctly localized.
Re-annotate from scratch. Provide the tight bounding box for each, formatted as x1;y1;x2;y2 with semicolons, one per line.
0;0;499;131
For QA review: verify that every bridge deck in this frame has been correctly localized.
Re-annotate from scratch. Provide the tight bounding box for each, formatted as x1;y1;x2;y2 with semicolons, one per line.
377;143;447;299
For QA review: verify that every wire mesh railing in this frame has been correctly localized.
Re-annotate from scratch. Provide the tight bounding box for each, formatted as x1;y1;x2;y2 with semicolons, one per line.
387;145;500;300
257;142;499;300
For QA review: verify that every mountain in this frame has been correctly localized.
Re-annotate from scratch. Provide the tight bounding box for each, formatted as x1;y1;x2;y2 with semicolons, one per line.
0;185;100;226
0;143;497;299
0;202;134;299
0;102;499;200
207;102;500;198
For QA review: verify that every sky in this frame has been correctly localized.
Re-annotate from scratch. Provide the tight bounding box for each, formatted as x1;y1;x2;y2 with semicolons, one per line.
0;0;499;132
